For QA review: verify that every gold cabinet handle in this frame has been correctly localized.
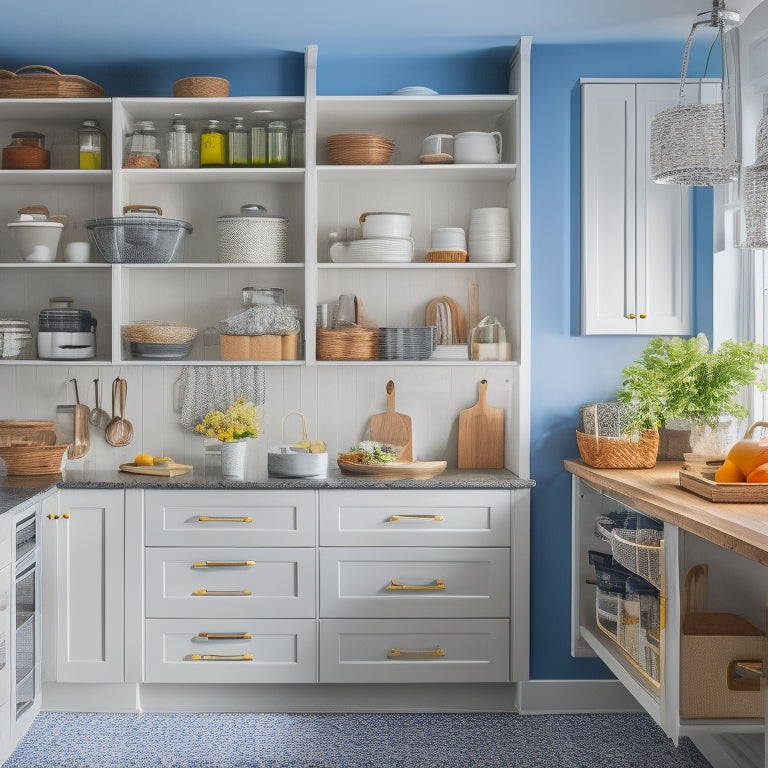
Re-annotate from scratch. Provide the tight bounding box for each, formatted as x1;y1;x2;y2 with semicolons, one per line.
627;313;636;319
189;654;253;661
62;512;70;518
197;632;252;641
639;313;647;319
388;514;444;522
386;578;445;591
197;516;252;523
47;514;59;520
387;647;445;659
192;561;255;568
193;588;252;596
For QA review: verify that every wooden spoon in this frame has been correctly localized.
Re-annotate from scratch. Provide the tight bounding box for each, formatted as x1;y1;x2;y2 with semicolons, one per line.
105;377;134;447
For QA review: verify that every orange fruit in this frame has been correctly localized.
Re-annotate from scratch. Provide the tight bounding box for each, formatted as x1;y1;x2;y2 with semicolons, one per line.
747;462;768;483
714;458;746;483
725;438;768;477
134;453;154;466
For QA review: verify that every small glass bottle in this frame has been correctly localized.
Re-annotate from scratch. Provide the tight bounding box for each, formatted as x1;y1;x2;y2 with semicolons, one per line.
200;119;227;167
166;116;195;169
267;120;289;167
78;119;105;170
228;117;249;167
250;122;267;167
290;119;305;168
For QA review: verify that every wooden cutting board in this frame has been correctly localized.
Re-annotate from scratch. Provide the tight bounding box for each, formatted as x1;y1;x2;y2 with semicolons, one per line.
425;296;467;344
679;469;768;502
119;462;193;477
458;379;504;469
369;380;413;461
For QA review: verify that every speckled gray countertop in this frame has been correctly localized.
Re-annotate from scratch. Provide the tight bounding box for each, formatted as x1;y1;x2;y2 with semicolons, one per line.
0;466;534;516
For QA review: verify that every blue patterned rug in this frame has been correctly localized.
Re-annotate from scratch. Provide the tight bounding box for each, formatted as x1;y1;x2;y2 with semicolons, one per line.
3;711;711;768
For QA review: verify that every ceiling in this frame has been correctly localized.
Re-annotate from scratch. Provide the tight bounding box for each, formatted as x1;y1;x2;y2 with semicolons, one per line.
0;0;763;65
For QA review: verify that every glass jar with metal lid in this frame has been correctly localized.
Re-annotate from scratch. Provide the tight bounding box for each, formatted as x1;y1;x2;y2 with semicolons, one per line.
166;115;196;168
200;119;227;167
124;121;160;168
267;120;289;167
2;131;49;170
78;119;105;169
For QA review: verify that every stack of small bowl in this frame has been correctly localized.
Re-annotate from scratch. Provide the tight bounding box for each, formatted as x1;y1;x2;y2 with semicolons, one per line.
326;134;395;165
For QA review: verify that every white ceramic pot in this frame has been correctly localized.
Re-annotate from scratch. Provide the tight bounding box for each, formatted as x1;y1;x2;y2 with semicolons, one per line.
431;227;466;251
221;439;247;478
8;220;63;262
453;131;502;164
359;211;412;239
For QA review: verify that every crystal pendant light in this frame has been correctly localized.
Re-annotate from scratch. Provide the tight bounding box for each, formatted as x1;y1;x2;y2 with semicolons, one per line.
650;0;741;186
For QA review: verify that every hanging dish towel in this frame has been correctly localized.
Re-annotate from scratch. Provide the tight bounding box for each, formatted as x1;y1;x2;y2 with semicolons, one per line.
176;365;265;432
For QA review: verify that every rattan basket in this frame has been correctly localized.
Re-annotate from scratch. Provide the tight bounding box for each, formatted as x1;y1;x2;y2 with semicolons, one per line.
316;326;379;361
426;249;468;263
122;322;198;344
0;443;67;474
0;65;104;98
173;77;229;98
326;134;394;165
576;429;659;469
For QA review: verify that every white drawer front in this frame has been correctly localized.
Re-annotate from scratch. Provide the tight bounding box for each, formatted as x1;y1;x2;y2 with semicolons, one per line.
319;547;510;618
145;490;315;547
319;490;511;547
146;547;315;618
319;619;509;683
145;619;317;683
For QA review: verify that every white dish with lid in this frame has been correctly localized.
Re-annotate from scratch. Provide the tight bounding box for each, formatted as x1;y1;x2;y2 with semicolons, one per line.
359;211;412;239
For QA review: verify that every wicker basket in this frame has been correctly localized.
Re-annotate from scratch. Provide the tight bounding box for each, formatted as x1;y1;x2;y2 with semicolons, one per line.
0;421;57;448
122;322;197;344
576;429;659;469
173;77;229;98
0;444;67;475
0;65;104;98
326;134;394;165
426;249;468;263
316;326;379;361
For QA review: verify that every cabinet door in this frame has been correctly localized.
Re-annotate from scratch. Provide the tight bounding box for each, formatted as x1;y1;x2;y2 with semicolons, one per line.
43;489;125;683
581;82;691;336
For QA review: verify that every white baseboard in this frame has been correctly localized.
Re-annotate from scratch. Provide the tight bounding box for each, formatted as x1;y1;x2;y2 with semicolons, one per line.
515;679;642;714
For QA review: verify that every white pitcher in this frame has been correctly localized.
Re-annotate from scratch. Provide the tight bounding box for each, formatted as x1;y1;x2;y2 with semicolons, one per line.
453;131;502;164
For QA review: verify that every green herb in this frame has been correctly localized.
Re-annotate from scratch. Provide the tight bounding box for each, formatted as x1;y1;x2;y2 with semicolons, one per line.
616;333;768;432
349;440;399;464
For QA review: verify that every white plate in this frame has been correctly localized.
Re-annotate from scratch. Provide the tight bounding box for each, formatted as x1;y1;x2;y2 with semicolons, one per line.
329;237;414;263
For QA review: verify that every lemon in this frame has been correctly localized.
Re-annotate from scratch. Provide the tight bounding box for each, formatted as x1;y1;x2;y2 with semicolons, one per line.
134;453;154;466
309;440;327;454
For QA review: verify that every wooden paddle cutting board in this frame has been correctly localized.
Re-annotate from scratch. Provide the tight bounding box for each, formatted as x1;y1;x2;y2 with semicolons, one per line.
458;379;504;469
369;380;413;461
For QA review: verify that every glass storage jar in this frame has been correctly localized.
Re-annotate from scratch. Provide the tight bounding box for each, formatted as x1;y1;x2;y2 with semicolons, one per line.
290;119;305;167
124;120;160;168
250;122;267;167
228;117;249;167
200;119;227;167
267;120;289;167
166;116;196;168
78;120;105;169
2;131;49;170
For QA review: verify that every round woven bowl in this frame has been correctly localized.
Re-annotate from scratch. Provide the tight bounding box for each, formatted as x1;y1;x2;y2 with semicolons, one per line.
426;249;468;263
173;77;229;98
122;321;198;344
576;429;659;469
0;443;67;475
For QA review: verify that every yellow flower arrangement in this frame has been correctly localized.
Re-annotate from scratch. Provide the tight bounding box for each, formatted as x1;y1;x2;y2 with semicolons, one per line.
194;398;260;442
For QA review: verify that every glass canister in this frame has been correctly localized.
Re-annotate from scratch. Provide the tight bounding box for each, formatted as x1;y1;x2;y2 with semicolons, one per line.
267;120;289;167
124;120;160;168
290;119;305;168
241;286;284;306
200;119;227;167
78;120;105;169
166;116;196;169
1;131;49;169
228;117;249;167
250;122;267;167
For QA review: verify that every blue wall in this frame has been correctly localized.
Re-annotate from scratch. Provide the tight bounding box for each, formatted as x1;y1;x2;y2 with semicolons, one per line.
39;42;715;681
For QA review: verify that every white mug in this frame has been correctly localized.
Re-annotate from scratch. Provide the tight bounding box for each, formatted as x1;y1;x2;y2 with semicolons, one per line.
64;241;90;263
421;133;453;157
453;131;503;164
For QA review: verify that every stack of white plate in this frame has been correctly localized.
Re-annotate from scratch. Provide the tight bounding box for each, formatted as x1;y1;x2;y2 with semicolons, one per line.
390;86;439;96
329;237;414;263
468;207;510;263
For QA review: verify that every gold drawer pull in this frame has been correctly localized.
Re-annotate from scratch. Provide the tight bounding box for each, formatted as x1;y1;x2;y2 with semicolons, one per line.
386;578;445;591
387;647;445;659
197;516;253;523
197;632;252;641
192;561;255;568
388;514;444;522
189;653;253;661
193;588;252;596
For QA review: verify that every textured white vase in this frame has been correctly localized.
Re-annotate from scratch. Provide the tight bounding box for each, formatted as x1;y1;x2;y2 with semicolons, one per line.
220;439;247;478
688;418;739;458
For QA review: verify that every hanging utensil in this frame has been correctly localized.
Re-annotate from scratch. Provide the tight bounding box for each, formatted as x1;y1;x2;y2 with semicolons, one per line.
88;377;110;429
105;377;134;447
67;378;90;459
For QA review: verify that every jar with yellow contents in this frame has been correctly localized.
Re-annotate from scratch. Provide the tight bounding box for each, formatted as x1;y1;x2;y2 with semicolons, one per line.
200;119;227;167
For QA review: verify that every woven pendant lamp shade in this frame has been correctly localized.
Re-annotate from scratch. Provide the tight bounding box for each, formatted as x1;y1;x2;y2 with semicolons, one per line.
650;0;741;186
742;116;768;248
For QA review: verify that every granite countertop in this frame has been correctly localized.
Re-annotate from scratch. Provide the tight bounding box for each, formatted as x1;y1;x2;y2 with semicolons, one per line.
0;466;535;516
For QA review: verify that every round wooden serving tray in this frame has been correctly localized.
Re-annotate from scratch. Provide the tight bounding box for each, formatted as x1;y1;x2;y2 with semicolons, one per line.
337;458;446;480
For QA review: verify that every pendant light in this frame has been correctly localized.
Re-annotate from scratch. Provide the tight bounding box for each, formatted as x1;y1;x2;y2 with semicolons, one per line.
742;115;768;247
650;0;741;186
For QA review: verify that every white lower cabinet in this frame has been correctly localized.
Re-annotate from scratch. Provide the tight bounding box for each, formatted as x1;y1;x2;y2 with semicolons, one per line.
42;489;125;684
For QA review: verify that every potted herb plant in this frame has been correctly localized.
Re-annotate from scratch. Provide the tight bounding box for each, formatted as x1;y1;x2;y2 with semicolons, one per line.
616;334;768;457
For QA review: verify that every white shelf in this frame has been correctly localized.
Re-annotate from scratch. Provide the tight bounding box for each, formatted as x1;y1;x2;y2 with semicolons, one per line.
0;170;111;186
119;168;304;184
317;164;517;182
316;360;519;367
0;262;110;268
117;262;304;269
318;262;517;269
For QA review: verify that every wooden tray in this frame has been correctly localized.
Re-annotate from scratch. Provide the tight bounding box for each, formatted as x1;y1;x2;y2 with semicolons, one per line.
119;462;193;478
679;469;768;503
337;458;446;480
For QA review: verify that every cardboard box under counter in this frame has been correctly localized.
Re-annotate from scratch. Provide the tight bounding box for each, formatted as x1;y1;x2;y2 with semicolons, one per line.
220;332;299;361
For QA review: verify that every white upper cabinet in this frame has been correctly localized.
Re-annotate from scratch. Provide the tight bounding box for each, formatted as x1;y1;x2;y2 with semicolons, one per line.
581;81;691;336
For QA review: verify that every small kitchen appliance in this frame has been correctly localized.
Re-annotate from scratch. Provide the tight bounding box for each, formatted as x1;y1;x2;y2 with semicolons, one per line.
37;296;96;360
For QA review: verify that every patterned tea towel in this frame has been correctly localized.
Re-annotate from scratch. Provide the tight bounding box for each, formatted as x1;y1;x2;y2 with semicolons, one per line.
176;365;265;431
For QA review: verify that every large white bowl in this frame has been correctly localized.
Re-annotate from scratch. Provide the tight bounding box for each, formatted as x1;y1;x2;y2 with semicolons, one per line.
359;211;412;239
8;221;63;262
267;447;328;478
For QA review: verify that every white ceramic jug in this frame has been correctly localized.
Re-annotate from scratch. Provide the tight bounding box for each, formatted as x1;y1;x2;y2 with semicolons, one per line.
453;131;502;164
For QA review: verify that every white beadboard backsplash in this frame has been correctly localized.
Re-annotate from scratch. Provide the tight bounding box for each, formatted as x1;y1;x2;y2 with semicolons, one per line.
0;365;518;473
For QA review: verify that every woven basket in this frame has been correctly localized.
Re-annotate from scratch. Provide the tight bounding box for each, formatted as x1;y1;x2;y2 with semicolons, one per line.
122;322;198;344
327;134;394;165
0;421;56;448
576;429;659;469
316;326;379;361
0;65;104;98
0;443;67;475
173;77;229;98
426;249;468;263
